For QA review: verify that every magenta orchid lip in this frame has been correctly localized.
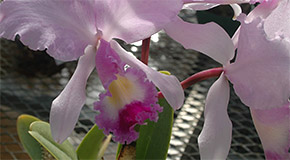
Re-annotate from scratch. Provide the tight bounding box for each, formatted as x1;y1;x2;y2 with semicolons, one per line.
94;40;162;144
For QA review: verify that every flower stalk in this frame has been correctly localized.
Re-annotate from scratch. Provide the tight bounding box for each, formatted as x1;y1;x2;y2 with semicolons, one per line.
158;67;223;98
141;37;151;65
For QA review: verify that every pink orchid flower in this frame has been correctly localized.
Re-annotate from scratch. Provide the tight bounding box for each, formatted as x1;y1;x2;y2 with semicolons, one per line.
0;0;184;143
164;0;290;159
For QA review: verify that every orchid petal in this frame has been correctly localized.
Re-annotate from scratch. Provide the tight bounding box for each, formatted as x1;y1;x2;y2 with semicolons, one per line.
164;17;235;65
230;4;242;19
111;41;184;110
264;0;290;40
0;0;98;61
97;0;182;43
198;73;232;159
225;17;290;109
50;45;96;143
250;103;290;159
245;0;279;23
95;39;122;87
232;26;241;49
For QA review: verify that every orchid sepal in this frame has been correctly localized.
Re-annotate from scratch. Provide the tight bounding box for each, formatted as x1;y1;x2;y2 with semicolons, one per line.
50;45;97;143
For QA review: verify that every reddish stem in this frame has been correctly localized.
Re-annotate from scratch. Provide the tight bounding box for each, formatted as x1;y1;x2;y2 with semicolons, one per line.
158;67;223;98
141;37;151;65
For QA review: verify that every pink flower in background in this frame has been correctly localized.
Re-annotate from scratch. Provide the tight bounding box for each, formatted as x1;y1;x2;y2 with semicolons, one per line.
225;1;290;159
94;40;162;144
165;0;290;158
0;0;184;143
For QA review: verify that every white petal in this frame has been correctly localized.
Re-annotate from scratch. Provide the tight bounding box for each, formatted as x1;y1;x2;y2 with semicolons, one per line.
198;73;232;159
164;17;235;65
50;45;96;143
225;16;290;109
0;0;98;61
98;0;182;43
264;0;290;39
250;104;290;159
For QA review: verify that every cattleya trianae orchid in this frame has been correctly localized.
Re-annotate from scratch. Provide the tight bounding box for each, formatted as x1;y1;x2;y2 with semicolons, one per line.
0;0;289;159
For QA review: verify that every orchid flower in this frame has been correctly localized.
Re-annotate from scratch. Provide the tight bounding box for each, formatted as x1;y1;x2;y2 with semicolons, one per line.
164;0;290;159
0;0;184;143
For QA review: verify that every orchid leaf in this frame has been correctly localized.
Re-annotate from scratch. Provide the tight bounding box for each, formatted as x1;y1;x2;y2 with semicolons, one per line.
135;98;174;160
116;143;123;159
17;114;42;160
76;125;107;160
28;121;77;160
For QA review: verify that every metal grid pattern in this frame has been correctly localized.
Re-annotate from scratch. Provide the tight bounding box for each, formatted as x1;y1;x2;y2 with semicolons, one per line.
1;10;264;160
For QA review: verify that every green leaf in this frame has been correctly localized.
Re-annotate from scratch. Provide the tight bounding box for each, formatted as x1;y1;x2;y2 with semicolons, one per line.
135;98;174;160
17;114;42;160
76;125;104;159
116;143;122;159
76;124;107;160
29;121;77;160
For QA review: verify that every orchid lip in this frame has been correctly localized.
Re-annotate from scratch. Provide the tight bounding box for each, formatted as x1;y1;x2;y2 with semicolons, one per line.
94;39;162;144
107;74;144;109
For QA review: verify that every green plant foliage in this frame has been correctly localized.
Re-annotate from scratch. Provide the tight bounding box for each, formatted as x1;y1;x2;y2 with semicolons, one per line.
116;143;123;159
76;125;110;160
135;98;174;160
29;121;77;160
17;114;43;160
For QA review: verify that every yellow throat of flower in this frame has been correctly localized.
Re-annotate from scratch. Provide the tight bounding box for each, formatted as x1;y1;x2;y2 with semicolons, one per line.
107;75;135;109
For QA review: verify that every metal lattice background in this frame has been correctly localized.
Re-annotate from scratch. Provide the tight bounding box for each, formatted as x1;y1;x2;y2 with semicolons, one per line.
0;9;264;160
